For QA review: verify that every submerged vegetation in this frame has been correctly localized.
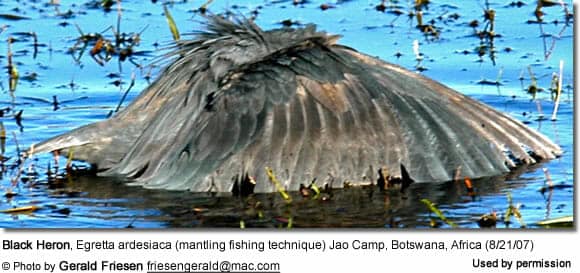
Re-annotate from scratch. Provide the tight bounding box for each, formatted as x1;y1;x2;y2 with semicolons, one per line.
0;0;573;228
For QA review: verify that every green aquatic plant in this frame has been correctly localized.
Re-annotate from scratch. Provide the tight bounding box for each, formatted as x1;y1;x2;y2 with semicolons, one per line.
65;148;74;172
265;167;292;204
163;5;180;41
420;199;458;228
199;0;214;14
504;192;526;228
309;181;321;200
7;37;18;93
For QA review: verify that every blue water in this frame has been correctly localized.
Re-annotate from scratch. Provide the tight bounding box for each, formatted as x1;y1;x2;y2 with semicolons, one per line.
0;0;573;228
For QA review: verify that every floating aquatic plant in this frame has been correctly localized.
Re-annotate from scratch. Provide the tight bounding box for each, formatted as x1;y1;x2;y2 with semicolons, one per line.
265;167;292;203
420;198;458;228
0;205;38;214
536;216;573;228
504;192;526;228
7;37;19;93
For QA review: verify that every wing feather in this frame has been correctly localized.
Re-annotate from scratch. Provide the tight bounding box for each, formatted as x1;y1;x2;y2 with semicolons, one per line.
33;17;562;192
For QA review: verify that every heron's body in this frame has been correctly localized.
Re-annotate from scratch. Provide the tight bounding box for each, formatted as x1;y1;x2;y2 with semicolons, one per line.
32;16;562;192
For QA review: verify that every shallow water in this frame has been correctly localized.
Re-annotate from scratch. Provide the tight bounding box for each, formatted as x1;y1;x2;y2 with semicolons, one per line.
0;0;573;228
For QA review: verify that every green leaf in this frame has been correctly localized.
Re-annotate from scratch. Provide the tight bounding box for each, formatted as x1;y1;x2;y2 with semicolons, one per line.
163;5;180;41
420;199;457;228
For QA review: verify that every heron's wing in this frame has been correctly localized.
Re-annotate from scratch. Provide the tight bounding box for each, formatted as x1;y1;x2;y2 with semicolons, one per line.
102;43;560;192
340;49;561;174
101;44;349;190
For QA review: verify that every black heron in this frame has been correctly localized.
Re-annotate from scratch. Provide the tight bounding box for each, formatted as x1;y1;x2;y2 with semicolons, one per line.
31;16;562;192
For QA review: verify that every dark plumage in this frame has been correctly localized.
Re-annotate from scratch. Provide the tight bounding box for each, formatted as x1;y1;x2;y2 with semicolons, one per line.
31;16;562;192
